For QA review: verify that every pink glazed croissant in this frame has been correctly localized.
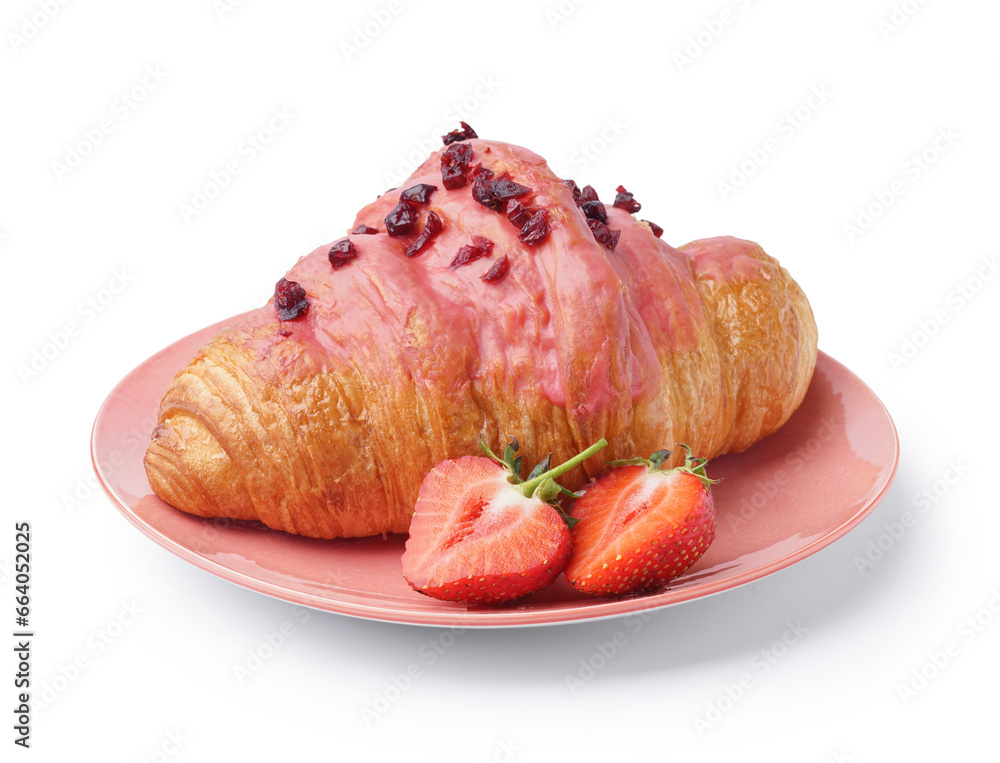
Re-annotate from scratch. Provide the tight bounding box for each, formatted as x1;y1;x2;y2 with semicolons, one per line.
143;130;817;539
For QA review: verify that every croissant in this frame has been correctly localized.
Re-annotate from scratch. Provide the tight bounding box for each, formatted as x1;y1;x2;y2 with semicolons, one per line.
143;132;817;540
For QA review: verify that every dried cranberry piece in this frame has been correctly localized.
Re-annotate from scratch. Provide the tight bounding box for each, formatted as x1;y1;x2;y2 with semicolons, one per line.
384;199;419;237
506;199;539;229
450;242;490;269
613;185;641;213
563;179;583;204
441;142;473;190
642;219;664;238
481;254;510;283
470;163;494;180
442;121;478;145
519;209;551;245
400;183;438;204
328;238;358;269
351;224;379;235
405;210;443;257
472;235;494;253
579;185;600;203
274;278;309;321
580;200;607;224
587;219;621;251
471;174;503;211
492;174;531;201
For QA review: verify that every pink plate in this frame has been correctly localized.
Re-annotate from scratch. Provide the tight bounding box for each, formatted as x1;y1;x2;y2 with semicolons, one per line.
92;317;898;627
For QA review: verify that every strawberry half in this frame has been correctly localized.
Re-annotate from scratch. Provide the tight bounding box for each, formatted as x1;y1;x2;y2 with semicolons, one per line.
402;438;607;604
566;445;718;597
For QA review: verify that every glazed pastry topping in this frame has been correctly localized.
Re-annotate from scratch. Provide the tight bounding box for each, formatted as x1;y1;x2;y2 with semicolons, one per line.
441;120;478;145
273;278;309;320
612;185;642;213
404;210;443;257
440;142;473;189
351;224;379;235
400;183;438;204
327;238;358;269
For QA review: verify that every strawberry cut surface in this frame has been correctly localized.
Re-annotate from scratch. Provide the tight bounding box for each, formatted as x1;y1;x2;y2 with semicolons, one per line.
566;464;716;596
401;456;572;604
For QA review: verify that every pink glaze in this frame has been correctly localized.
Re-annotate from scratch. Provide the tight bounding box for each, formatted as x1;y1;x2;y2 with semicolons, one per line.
228;140;749;417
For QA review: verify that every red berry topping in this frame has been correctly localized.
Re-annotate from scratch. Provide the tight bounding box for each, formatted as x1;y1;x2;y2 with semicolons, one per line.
470;163;494;180
274;278;309;321
481;254;510;283
642;219;664;238
450;240;490;268
404;210;443;257
471;173;503;211
519;209;551;245
400;183;438;204
384;199;419;237
328;238;358;269
580;200;607;224
563;179;583;204
472;235;494;253
441;142;473;189
579;185;600;203
492;174;531;201
506;199;539;229
441;121;478;145
613;185;642;213
351;224;379;235
587;219;621;251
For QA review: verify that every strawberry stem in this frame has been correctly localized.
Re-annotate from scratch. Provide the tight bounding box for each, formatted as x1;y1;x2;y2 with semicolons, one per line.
517;439;608;498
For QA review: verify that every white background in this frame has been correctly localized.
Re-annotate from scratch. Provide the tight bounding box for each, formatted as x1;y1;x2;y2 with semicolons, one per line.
4;0;998;760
